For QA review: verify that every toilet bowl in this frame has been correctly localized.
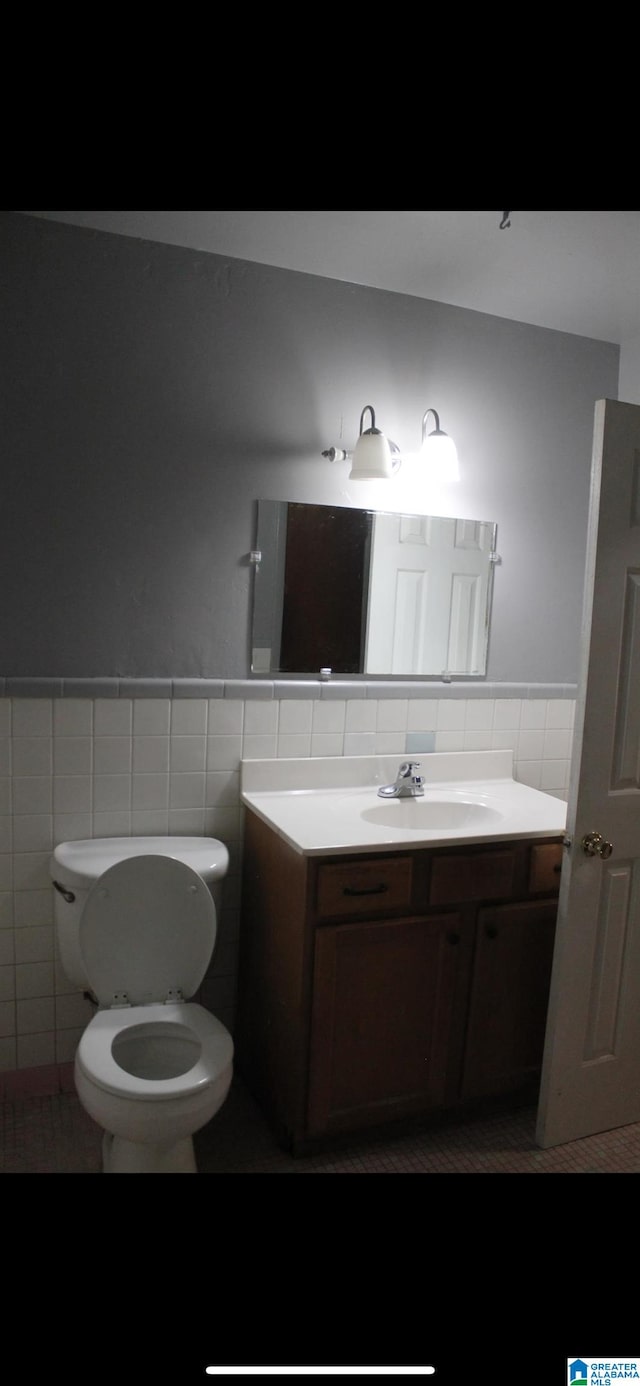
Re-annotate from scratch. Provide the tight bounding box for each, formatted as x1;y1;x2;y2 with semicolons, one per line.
75;1001;233;1173
51;837;234;1174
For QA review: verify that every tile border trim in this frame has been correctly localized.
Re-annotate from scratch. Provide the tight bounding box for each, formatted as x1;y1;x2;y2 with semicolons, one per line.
1;677;578;700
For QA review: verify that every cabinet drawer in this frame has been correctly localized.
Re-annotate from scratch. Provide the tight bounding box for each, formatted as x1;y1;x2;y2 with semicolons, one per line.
529;842;564;894
315;856;413;919
429;847;516;905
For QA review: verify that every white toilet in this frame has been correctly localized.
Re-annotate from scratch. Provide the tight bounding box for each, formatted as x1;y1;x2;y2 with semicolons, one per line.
50;837;234;1174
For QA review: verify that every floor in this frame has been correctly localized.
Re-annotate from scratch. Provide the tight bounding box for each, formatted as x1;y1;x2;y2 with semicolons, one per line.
1;1075;640;1172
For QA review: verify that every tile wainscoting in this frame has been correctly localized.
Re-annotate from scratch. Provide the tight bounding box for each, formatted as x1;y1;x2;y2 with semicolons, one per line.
0;680;575;1093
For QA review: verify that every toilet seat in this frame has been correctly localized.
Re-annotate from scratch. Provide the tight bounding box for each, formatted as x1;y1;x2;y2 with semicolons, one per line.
79;854;216;1007
76;1002;234;1101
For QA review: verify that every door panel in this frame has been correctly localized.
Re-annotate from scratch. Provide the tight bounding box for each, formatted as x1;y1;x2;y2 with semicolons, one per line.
537;399;640;1146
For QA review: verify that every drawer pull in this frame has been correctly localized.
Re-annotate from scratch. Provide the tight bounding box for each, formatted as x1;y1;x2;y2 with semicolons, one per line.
342;883;389;897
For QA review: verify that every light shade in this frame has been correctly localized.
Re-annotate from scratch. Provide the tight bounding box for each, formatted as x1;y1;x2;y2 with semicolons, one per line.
349;405;395;479
420;408;459;482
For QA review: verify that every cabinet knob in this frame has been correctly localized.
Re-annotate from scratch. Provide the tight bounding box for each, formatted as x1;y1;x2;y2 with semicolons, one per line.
446;931;460;946
485;924;499;939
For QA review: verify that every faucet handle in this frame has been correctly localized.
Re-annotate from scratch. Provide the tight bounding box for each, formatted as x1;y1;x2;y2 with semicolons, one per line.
378;761;425;799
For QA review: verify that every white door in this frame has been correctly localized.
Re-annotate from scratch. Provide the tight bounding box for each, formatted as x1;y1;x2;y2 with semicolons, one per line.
536;398;640;1147
364;513;494;675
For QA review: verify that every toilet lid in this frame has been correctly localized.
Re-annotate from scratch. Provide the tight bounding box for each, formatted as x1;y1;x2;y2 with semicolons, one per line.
79;855;217;1007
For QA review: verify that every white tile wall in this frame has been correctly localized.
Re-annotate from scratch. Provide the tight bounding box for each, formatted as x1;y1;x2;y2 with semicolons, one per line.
0;693;574;1075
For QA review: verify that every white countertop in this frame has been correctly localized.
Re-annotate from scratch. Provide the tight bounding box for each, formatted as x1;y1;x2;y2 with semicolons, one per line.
240;751;568;857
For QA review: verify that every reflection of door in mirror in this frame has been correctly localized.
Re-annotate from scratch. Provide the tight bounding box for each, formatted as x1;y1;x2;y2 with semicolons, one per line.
364;514;495;675
251;500;497;677
279;503;372;673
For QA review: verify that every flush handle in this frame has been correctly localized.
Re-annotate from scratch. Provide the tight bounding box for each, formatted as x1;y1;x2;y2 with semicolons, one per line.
581;832;613;859
53;879;76;903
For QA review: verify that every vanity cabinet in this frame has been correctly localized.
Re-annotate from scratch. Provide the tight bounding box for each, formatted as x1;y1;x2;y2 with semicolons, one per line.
236;812;564;1152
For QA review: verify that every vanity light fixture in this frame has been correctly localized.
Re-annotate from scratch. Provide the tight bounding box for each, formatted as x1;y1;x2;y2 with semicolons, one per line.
321;405;401;479
420;407;459;482
349;405;400;479
322;404;457;481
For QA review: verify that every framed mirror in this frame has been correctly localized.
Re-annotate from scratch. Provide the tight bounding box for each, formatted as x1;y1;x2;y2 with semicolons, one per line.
251;500;498;678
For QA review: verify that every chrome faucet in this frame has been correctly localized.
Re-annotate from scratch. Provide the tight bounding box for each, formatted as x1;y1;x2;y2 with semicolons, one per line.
377;761;425;799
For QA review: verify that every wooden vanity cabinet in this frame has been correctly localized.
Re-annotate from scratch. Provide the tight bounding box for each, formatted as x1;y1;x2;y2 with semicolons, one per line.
236;812;564;1152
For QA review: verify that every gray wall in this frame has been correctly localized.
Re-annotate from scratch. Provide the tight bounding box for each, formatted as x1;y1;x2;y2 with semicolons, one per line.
0;211;619;684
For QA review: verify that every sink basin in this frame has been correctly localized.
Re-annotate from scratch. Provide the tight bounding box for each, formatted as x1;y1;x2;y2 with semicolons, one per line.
361;797;505;831
240;750;568;854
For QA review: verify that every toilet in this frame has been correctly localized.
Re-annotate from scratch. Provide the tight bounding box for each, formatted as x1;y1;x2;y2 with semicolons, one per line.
50;837;234;1173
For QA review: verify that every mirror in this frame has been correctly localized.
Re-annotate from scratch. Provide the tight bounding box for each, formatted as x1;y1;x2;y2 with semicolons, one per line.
251;500;498;678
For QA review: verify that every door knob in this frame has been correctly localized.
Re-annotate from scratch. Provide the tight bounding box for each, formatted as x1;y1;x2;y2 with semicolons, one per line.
581;831;613;859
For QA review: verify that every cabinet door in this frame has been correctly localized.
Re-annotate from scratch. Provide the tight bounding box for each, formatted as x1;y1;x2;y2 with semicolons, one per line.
307;912;472;1138
461;899;558;1101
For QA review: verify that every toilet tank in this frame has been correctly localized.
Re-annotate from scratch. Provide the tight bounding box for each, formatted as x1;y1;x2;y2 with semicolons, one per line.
50;836;229;992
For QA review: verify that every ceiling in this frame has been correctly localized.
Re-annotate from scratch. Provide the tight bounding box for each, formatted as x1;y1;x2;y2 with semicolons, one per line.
17;210;640;346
